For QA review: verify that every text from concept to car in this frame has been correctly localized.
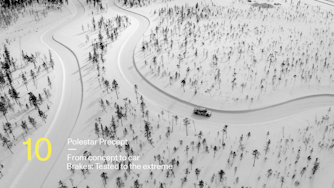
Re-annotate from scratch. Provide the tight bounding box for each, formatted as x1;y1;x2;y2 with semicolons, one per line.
66;138;174;170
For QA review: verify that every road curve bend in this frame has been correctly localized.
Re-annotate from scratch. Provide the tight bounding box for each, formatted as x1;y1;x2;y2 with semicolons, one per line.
10;0;85;187
113;0;334;125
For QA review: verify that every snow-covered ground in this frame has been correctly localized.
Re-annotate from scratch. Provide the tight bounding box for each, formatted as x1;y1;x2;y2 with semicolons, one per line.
133;0;334;110
0;0;333;188
0;2;75;187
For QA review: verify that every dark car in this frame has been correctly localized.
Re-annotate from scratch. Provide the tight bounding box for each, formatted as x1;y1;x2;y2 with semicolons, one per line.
194;107;212;117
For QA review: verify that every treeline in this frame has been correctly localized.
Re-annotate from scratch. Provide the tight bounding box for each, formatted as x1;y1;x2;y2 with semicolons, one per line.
118;0;174;8
87;14;130;86
1;0;64;8
0;0;66;28
0;45;54;157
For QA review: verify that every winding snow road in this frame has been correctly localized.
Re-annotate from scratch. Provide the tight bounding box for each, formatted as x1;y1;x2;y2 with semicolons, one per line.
11;0;84;187
112;1;334;125
10;0;334;187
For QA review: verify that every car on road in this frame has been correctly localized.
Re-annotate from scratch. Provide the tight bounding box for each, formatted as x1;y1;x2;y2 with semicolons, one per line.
193;107;212;117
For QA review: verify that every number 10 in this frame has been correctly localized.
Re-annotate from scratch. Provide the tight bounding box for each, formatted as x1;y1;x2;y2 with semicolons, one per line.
23;138;52;161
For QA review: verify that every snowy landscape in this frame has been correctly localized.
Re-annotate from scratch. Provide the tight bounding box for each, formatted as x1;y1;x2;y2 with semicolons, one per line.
0;0;334;187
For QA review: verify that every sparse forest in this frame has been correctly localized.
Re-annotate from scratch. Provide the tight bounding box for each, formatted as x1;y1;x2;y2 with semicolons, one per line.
59;88;333;188
0;0;67;28
134;0;334;108
53;1;334;187
0;45;54;159
1;0;334;187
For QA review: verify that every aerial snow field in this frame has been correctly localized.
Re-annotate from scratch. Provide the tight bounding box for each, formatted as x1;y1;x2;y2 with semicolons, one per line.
0;0;333;188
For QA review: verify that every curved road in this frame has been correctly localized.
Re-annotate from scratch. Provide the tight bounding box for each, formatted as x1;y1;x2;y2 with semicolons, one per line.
9;0;334;187
11;0;84;187
112;1;333;125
